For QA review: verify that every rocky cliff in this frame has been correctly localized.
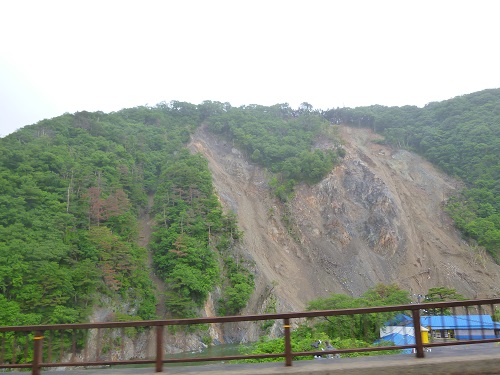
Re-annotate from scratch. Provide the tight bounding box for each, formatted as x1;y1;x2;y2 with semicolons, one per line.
85;123;500;355
189;124;500;340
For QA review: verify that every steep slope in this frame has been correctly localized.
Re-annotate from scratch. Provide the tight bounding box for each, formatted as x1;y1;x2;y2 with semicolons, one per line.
189;126;314;314
190;124;500;316
292;125;500;298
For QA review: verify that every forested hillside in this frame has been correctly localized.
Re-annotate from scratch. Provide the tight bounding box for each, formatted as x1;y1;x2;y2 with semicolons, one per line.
323;89;500;262
0;103;245;324
0;90;499;327
204;102;345;200
0;101;338;325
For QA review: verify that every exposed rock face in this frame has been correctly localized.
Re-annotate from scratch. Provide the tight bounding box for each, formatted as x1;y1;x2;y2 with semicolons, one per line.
298;125;500;300
189;124;500;328
85;124;500;357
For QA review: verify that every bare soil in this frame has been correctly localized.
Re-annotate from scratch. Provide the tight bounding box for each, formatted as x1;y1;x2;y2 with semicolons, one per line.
187;124;500;314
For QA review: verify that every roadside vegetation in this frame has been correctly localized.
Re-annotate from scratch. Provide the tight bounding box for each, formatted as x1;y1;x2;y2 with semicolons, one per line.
240;284;470;361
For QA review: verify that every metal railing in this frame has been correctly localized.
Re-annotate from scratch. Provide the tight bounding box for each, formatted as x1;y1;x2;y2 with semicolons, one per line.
1;298;499;374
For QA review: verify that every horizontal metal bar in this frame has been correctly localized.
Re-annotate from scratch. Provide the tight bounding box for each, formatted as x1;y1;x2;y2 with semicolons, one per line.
297;344;416;357
0;363;32;369
40;360;155;367
424;338;500;348
1;298;499;332
163;353;284;363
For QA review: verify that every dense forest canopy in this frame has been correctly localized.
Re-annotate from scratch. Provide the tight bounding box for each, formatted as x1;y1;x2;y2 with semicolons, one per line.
0;89;499;329
204;102;345;200
0;102;249;326
0;100;340;325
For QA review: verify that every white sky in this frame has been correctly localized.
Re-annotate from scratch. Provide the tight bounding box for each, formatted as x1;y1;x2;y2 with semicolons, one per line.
1;0;500;137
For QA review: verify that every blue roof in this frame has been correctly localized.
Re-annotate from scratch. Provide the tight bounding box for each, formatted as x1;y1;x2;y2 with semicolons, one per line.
385;314;413;326
375;333;415;354
420;315;496;330
384;314;500;330
376;333;416;346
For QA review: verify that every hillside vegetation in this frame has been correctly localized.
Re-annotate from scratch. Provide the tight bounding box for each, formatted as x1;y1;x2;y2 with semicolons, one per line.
0;101;338;324
0;103;241;324
0;90;499;327
205;102;345;200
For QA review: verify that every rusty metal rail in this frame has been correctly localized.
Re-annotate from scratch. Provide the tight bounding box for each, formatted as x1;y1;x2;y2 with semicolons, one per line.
1;298;499;374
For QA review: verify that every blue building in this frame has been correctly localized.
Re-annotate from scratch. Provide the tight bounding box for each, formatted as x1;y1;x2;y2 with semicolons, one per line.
375;333;416;354
420;315;500;340
381;314;500;341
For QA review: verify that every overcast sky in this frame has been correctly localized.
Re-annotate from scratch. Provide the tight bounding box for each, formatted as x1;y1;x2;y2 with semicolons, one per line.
1;0;499;137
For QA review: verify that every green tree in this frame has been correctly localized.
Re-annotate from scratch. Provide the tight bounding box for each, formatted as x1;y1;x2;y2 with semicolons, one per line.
424;287;465;315
306;284;410;343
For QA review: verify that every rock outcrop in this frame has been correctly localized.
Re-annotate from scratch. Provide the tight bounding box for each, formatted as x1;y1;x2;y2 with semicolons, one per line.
85;123;500;357
189;124;500;329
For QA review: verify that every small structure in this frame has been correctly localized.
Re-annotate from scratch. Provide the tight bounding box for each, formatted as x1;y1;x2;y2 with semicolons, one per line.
420;315;500;340
379;315;429;353
380;325;429;343
375;333;416;354
379;314;500;345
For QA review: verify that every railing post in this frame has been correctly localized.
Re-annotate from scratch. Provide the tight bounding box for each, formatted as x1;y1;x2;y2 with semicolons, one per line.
32;330;43;375
412;308;424;358
283;318;292;366
156;325;163;373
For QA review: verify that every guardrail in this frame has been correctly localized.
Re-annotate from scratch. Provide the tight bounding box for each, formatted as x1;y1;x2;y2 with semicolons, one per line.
1;298;499;374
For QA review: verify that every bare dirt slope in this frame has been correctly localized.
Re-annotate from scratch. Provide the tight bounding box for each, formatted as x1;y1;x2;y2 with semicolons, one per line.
189;124;500;315
294;125;500;299
189;127;313;313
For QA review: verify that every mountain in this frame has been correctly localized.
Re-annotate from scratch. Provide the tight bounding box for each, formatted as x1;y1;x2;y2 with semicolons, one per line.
323;89;500;261
0;92;499;348
191;124;500;321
